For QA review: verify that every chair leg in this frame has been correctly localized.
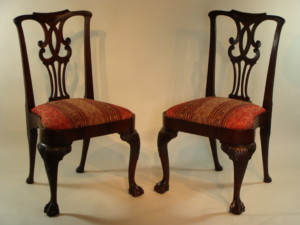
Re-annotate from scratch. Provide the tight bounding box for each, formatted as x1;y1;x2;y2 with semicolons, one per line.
76;138;90;173
26;128;37;184
221;143;256;215
120;130;144;197
38;143;71;217
209;138;223;171
260;127;272;183
154;128;178;194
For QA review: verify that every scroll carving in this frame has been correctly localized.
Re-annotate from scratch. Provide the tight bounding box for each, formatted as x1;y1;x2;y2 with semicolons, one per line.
38;20;72;101
228;20;262;102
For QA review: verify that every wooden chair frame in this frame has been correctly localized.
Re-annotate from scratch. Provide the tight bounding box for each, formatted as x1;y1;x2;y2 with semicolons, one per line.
154;10;285;215
14;10;144;217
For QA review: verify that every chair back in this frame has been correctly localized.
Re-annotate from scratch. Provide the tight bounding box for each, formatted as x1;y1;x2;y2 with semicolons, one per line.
206;10;285;110
14;10;94;110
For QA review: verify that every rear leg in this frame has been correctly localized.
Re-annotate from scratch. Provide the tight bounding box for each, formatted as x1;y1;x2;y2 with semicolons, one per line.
209;138;223;171
76;138;90;173
26;128;37;184
260;127;272;183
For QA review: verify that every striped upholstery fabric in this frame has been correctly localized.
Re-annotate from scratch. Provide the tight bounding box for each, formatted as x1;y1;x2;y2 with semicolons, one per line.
31;98;133;130
165;97;266;130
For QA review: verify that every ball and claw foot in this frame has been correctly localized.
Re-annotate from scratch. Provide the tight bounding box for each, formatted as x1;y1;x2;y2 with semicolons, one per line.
229;199;245;215
129;184;144;197
44;201;60;217
154;180;169;194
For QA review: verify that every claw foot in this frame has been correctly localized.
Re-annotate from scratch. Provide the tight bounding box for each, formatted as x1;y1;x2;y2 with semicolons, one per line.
229;199;245;215
44;201;60;217
129;184;144;197
154;180;169;194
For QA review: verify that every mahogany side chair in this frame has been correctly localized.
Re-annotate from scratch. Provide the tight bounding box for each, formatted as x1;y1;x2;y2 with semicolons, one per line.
154;10;284;214
14;10;144;217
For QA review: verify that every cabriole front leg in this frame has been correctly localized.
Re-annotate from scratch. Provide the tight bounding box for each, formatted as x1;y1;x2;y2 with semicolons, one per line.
120;130;144;197
154;128;177;194
38;143;71;217
221;143;256;215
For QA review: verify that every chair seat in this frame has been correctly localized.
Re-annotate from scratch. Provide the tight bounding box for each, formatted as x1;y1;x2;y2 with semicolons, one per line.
165;97;266;130
31;98;134;130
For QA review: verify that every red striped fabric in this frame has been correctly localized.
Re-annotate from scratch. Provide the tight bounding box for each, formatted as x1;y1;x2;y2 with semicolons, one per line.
31;98;133;130
165;97;266;130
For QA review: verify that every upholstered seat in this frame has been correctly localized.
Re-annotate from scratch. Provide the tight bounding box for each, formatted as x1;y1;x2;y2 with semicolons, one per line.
165;97;266;130
32;98;133;130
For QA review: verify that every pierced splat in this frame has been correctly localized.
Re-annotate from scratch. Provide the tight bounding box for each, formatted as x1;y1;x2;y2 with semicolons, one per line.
227;19;262;102
37;19;72;101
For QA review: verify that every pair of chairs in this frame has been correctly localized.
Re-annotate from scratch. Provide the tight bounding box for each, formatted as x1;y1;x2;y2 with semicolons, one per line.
14;9;285;217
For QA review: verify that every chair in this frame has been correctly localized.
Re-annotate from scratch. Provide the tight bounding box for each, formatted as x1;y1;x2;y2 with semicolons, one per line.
154;10;284;214
14;10;144;217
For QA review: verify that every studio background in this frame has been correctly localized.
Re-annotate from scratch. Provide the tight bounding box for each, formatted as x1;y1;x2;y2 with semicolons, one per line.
0;0;299;224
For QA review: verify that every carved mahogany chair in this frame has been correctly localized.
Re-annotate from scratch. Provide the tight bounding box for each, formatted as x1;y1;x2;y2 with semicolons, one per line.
154;10;284;214
14;10;144;217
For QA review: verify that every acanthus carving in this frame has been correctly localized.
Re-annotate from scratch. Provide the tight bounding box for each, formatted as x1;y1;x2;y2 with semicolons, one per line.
221;142;256;163
157;128;178;149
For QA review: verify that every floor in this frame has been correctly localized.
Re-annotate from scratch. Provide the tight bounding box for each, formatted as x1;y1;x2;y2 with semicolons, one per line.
0;122;299;225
